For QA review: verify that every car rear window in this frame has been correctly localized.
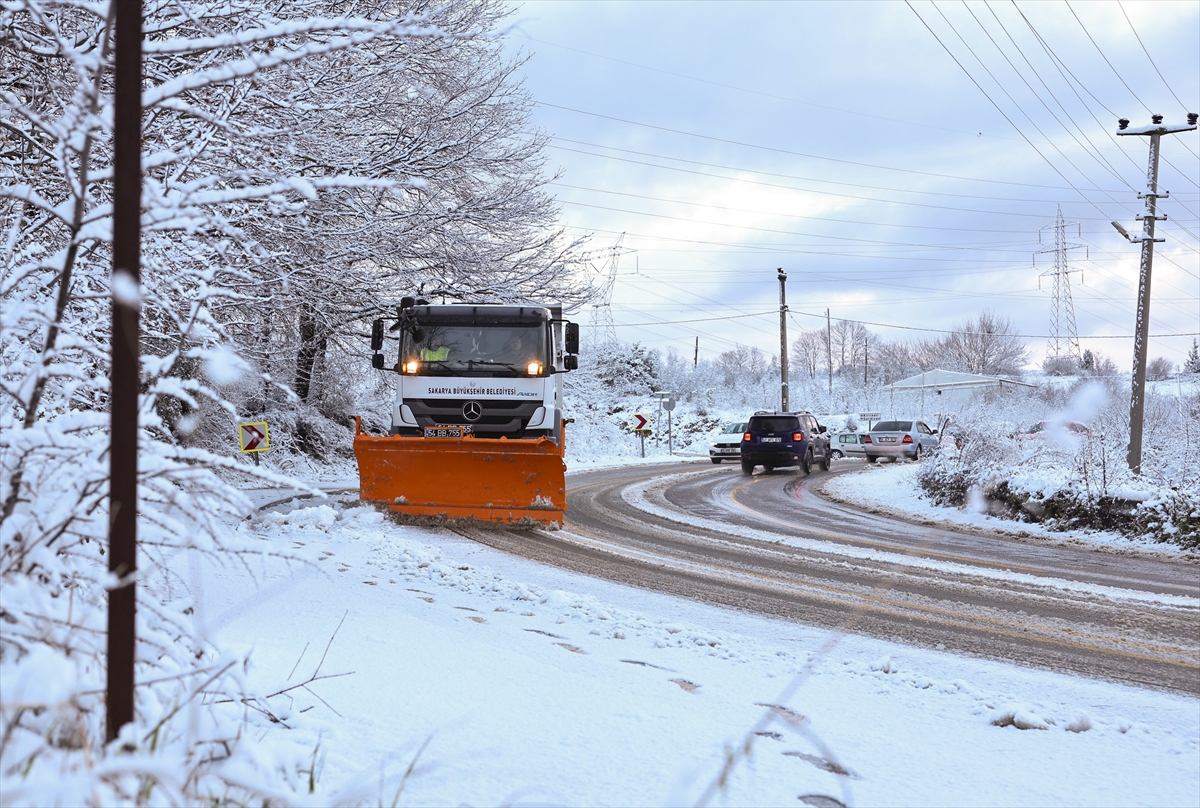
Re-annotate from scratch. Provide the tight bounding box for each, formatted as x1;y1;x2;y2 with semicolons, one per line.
750;417;798;432
872;421;912;432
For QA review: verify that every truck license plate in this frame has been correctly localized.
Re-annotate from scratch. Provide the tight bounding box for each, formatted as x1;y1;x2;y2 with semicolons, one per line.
762;437;781;443
424;425;472;438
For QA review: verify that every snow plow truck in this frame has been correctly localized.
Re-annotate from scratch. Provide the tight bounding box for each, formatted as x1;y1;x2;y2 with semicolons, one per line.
354;297;579;525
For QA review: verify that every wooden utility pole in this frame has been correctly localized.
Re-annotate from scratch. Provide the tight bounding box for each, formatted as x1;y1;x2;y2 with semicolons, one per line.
108;0;142;743
778;269;789;411
1112;113;1197;474
826;308;833;396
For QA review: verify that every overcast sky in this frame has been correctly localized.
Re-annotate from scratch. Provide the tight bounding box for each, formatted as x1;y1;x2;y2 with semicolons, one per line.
499;0;1199;372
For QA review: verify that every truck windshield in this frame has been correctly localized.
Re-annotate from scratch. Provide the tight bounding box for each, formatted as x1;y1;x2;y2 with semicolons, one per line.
402;322;550;376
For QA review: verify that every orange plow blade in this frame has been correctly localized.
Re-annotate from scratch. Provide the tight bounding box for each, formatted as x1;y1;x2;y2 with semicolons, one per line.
353;418;566;524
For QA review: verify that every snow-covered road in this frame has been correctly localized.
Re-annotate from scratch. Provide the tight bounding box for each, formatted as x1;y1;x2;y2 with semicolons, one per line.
494;462;1197;694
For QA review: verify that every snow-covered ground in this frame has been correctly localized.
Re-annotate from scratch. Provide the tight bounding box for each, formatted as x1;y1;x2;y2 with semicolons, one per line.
188;490;1200;807
822;461;1194;558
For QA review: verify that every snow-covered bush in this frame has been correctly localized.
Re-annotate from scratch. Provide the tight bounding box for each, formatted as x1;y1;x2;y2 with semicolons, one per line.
918;381;1199;548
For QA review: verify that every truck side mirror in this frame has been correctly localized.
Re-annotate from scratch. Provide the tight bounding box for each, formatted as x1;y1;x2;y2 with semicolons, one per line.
371;318;384;351
563;354;578;371
565;322;580;354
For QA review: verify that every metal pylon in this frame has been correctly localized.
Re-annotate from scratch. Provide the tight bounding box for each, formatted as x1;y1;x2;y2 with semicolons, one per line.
1035;207;1086;362
589;232;633;348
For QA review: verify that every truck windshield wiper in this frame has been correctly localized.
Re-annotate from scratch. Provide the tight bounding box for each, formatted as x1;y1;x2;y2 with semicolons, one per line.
417;360;463;374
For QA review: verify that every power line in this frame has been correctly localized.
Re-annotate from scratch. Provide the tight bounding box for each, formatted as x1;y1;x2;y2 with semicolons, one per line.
787;308;1197;339
517;34;1015;140
1116;0;1194;116
924;0;1125;213
552;183;1053;248
1064;0;1152;114
536;99;1135;190
980;0;1135;190
551;136;1132;202
549;143;1132;221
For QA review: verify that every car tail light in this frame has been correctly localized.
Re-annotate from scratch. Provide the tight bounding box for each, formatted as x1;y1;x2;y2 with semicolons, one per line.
863;435;872;443
902;434;913;444
793;432;803;441
743;433;751;441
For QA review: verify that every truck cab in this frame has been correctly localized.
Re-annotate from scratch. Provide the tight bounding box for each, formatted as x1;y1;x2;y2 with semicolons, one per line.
376;301;577;443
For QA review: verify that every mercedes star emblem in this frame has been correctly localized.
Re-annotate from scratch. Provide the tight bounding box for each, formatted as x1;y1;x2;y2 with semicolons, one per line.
462;401;482;422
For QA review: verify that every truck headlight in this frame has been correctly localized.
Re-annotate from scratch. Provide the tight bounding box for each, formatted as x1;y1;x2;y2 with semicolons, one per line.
527;362;542;375
404;360;419;374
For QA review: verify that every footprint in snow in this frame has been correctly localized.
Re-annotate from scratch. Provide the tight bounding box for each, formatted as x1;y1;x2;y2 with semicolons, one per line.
468;616;486;624
524;629;566;639
755;731;783;741
798;795;847;808
620;659;674;671
670;678;699;693
554;642;587;654
783;751;858;779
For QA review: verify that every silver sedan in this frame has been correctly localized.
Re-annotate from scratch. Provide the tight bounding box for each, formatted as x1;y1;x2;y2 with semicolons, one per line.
864;420;939;463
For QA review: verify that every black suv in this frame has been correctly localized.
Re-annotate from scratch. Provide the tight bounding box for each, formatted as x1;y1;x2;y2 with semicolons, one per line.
740;411;831;475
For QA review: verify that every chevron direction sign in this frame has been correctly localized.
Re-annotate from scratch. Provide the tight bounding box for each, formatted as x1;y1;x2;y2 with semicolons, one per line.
239;421;270;453
632;414;650;432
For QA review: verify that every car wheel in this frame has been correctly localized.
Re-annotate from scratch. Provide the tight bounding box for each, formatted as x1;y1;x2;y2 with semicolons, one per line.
801;450;812;475
830;449;843;459
866;455;878;464
711;458;722;464
820;451;831;471
913;445;922;462
741;459;754;475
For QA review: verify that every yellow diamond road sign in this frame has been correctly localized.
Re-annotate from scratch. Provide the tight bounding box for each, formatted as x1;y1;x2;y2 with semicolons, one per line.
239;421;270;453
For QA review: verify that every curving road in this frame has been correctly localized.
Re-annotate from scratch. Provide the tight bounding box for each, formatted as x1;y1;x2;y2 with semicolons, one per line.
455;461;1200;695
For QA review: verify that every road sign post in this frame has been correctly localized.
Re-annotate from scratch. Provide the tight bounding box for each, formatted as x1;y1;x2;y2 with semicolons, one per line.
859;411;881;430
652;392;673;453
632;413;651;458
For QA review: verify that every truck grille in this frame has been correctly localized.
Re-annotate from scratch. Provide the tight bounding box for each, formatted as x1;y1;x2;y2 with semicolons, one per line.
407;398;542;435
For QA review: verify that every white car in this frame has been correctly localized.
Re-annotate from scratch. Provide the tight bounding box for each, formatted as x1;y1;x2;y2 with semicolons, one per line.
831;430;868;459
709;421;748;464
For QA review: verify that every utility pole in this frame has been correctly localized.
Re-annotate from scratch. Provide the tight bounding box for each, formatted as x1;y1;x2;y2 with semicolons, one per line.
826;308;833;396
778;269;789;411
108;0;142;743
1113;113;1197;474
694;336;698;369
864;339;868;386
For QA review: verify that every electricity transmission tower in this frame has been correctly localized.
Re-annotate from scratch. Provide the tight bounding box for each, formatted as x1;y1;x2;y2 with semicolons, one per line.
1035;206;1086;364
589;232;634;347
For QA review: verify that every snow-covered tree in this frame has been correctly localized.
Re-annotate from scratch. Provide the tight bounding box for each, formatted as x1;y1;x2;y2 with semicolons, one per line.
1185;339;1200;374
2;0;587;800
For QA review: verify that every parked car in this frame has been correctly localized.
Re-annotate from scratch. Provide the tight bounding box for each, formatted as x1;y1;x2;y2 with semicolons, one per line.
740;411;831;475
831;430;868;459
709;421;749;463
864;419;939;463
